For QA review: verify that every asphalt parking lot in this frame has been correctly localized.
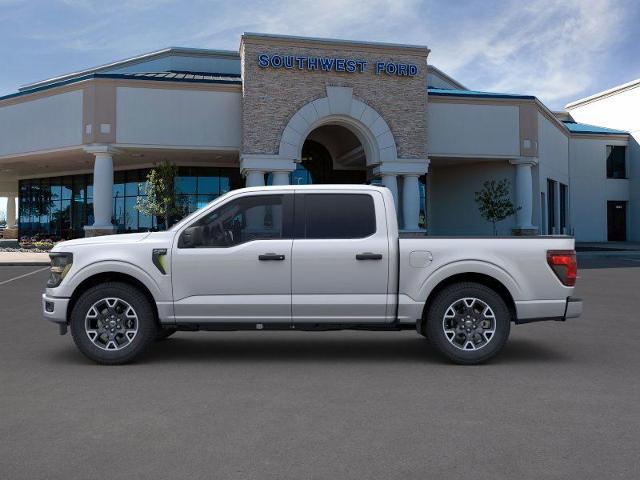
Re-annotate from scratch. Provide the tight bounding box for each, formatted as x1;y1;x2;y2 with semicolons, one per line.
1;255;639;479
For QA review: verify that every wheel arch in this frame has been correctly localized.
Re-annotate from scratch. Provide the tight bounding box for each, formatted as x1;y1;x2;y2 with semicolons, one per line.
66;272;160;326
418;272;517;335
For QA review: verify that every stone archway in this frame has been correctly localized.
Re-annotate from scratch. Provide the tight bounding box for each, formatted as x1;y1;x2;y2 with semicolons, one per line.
278;86;398;166
240;85;429;231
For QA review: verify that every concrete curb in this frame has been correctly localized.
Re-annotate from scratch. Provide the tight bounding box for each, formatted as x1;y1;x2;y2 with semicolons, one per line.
0;262;50;266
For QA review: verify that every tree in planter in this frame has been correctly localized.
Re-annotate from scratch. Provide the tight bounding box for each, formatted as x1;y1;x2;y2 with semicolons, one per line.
474;179;520;236
135;161;184;230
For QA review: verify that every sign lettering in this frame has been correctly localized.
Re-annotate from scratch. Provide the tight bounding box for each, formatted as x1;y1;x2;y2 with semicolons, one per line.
257;54;417;77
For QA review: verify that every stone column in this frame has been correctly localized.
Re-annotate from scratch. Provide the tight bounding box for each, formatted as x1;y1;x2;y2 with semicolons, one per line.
510;158;538;235
402;174;421;231
6;195;16;229
84;146;117;237
381;174;399;211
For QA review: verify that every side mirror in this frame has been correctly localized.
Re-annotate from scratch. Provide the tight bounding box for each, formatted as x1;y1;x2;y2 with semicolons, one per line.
178;226;199;248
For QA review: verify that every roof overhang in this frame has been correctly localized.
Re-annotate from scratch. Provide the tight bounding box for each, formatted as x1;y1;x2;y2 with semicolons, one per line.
19;47;240;93
565;78;640;109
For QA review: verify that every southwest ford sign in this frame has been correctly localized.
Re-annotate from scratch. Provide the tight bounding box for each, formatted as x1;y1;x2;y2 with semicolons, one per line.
257;54;418;77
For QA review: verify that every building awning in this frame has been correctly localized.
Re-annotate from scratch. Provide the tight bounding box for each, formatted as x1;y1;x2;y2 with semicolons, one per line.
561;121;628;135
0;71;242;103
427;87;535;100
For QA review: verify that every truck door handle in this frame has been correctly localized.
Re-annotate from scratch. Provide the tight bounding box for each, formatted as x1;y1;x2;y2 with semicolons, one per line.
356;252;383;260
259;253;285;261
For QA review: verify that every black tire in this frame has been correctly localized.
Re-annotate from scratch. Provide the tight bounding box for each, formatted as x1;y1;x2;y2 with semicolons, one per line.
424;282;511;365
156;327;178;341
70;282;158;365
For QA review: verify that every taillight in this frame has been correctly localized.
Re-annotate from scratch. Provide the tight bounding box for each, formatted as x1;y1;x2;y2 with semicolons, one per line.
547;250;577;286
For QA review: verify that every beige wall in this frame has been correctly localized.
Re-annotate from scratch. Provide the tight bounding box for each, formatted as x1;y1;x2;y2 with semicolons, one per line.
427;102;520;157
568;85;640;241
429;161;517;236
240;35;428;159
0;90;83;157
115;86;242;148
569;137;629;241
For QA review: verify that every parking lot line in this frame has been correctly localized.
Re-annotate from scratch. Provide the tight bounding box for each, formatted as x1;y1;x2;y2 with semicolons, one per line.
0;267;49;286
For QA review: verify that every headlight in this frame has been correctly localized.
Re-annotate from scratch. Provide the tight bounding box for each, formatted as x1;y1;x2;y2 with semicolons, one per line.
47;253;73;288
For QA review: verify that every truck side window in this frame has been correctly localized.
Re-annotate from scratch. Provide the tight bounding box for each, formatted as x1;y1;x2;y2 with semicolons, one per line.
179;194;290;248
302;193;376;239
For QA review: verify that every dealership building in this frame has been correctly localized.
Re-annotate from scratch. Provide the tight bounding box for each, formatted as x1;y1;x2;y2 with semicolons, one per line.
0;33;637;241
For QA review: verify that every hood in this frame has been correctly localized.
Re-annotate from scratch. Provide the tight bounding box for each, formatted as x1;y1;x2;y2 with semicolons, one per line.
52;232;152;250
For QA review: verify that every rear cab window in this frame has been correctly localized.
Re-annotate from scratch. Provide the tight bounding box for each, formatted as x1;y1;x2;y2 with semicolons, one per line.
296;193;376;239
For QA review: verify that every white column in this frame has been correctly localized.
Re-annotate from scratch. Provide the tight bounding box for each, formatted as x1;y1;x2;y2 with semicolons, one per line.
381;174;399;211
510;158;537;231
270;171;289;231
6;195;16;229
402;174;421;231
92;152;114;228
84;146;117;236
245;170;265;188
244;170;265;231
271;171;290;186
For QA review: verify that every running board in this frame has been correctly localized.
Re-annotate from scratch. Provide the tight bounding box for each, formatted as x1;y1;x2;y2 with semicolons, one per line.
174;322;416;332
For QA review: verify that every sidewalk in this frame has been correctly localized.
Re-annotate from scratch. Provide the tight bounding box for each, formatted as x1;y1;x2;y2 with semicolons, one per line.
0;252;50;266
576;242;640;252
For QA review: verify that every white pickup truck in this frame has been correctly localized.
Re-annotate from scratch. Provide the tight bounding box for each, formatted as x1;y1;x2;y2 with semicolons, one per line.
43;185;582;365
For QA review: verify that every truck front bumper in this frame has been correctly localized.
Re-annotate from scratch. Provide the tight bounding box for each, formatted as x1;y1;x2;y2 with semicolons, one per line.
42;293;70;327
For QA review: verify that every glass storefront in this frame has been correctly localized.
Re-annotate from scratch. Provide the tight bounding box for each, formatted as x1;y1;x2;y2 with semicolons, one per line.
18;163;425;239
19;166;243;239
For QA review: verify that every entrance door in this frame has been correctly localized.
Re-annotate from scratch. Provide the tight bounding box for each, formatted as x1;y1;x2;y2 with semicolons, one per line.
301;140;367;184
607;201;627;241
171;192;293;323
291;190;390;324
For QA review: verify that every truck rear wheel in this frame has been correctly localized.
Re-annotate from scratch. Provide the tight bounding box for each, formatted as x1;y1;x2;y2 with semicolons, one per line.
70;282;157;365
425;282;510;365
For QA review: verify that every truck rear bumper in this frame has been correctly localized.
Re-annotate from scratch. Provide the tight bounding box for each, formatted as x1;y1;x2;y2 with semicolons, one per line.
515;297;582;324
564;297;583;319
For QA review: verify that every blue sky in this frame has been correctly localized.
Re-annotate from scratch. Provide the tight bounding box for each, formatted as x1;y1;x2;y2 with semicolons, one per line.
1;0;640;214
1;0;639;109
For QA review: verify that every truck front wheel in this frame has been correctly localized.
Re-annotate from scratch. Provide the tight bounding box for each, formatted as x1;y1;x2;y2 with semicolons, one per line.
425;282;511;365
70;282;158;365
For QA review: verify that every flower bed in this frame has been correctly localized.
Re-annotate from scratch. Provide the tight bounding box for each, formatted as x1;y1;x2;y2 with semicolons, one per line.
18;236;65;252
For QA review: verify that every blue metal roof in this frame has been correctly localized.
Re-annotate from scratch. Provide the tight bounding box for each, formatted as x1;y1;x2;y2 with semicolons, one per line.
427;87;535;100
562;121;628;135
0;71;242;102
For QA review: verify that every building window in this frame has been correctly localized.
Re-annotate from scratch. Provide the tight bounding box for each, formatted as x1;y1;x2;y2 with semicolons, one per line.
606;145;626;179
547;179;556;234
560;183;568;233
18;166;242;240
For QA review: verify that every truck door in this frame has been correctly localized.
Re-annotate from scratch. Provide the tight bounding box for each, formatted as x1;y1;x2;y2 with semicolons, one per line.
171;192;293;324
291;190;390;324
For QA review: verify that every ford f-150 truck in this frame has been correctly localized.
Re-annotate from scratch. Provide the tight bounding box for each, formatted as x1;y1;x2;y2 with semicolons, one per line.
42;185;582;365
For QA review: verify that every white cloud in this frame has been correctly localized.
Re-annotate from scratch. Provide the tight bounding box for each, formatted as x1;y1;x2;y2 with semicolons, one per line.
3;0;635;109
426;0;628;107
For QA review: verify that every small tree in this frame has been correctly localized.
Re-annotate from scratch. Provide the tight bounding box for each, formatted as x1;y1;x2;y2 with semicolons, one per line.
135;161;182;230
474;179;519;236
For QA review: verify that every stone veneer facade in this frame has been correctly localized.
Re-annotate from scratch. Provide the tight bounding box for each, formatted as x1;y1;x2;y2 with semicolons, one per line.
240;34;429;161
